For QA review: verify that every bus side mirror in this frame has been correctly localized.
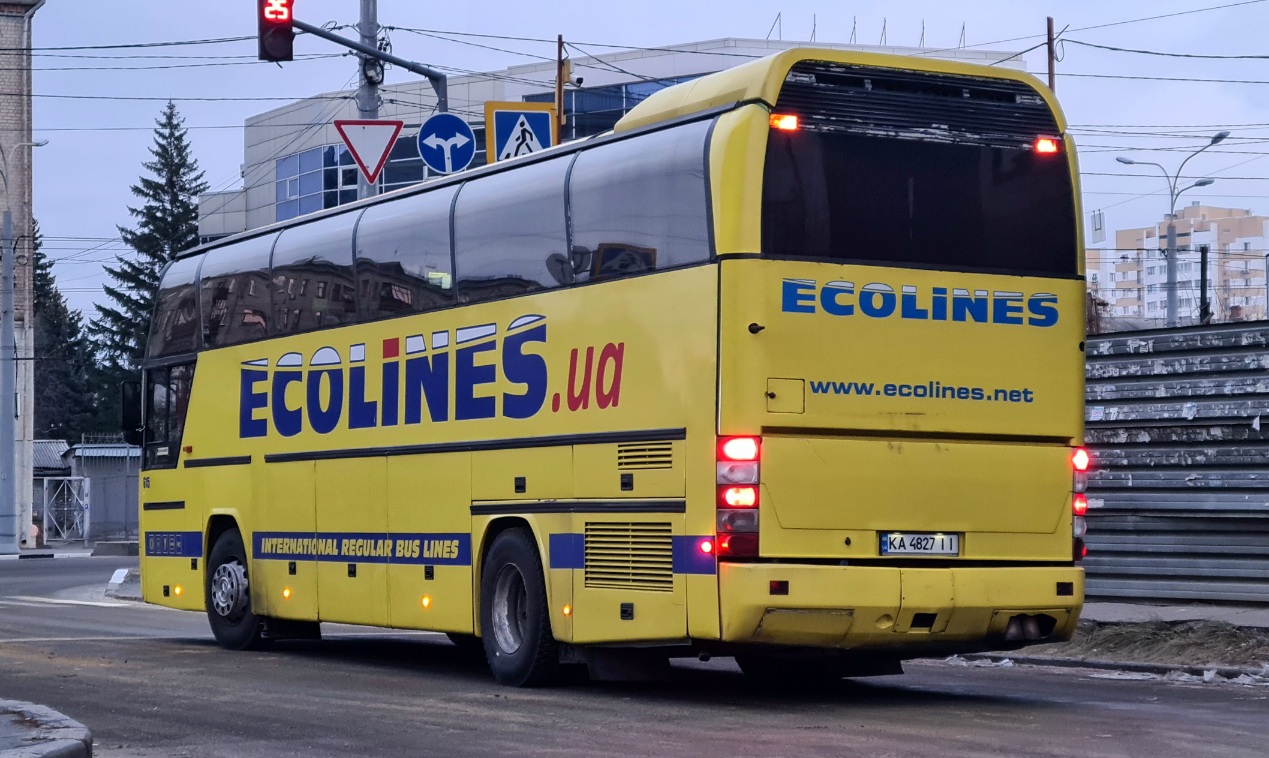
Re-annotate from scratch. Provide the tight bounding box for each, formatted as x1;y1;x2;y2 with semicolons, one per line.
120;381;143;447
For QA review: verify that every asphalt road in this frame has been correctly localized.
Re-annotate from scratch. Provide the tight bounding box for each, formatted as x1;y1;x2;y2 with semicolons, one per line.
0;558;1265;758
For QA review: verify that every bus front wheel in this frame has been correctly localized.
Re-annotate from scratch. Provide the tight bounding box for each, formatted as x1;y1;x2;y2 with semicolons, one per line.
479;528;560;686
206;527;270;651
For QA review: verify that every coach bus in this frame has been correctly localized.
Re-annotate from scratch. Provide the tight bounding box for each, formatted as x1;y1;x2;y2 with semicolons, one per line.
133;47;1088;686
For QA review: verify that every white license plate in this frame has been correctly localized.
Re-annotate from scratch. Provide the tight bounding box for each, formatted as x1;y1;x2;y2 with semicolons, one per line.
880;532;960;556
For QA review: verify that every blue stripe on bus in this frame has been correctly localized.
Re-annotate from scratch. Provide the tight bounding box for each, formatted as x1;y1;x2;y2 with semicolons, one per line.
252;532;471;566
672;536;718;575
547;534;717;575
144;531;204;558
548;533;586;570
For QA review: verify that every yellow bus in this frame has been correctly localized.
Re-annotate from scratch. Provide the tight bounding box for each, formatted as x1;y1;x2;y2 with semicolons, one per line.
133;47;1089;686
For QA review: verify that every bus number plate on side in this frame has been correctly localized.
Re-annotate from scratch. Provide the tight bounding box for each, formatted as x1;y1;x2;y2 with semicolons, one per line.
880;532;960;556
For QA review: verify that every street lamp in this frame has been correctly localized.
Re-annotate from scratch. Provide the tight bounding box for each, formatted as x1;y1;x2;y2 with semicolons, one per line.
0;138;47;555
1116;130;1228;327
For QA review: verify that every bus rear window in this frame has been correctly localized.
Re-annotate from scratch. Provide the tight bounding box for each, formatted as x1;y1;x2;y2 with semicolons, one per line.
762;131;1077;277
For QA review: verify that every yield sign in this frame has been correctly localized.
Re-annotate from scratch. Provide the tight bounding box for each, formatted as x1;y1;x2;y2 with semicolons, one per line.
334;119;404;184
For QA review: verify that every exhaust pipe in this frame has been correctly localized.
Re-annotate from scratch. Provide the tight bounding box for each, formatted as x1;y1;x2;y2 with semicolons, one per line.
1004;614;1052;642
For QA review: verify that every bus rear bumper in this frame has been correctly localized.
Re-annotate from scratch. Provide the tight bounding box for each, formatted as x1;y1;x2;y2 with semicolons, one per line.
717;562;1083;651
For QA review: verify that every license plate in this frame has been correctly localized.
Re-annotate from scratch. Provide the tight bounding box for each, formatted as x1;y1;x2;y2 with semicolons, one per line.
880;532;960;556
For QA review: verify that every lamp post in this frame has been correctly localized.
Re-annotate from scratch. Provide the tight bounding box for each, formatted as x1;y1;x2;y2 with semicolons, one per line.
0;138;46;554
1116;131;1228;328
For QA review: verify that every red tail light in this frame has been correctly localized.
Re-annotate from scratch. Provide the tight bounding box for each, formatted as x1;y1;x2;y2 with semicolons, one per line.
1034;136;1060;154
716;533;759;558
719;437;760;461
1071;448;1091;472
1072;494;1088;516
717;436;761;558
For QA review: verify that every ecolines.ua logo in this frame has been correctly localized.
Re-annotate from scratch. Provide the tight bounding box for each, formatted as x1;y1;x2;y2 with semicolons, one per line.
239;314;625;438
781;279;1060;327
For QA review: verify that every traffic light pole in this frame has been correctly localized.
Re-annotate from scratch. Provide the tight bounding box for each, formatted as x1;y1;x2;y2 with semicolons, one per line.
289;18;449;113
356;0;379;199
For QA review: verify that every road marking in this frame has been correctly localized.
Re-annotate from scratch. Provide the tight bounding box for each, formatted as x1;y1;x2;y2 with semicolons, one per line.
5;596;133;608
0;635;179;643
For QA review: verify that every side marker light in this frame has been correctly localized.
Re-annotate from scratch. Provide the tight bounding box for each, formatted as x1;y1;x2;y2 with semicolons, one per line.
698;538;714;554
769;113;799;131
1035;136;1060;154
282;587;292;599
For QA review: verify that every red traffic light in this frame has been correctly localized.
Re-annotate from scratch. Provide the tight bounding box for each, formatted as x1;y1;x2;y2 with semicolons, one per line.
258;0;295;62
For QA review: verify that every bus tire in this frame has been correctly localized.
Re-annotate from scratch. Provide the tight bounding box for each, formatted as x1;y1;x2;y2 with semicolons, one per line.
205;527;270;651
479;528;560;687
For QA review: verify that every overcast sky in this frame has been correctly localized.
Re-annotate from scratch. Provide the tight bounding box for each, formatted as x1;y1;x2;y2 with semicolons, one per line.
29;0;1269;316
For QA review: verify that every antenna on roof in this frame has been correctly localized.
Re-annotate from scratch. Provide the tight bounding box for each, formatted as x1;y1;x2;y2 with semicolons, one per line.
849;16;857;44
959;23;967;48
880;18;887;46
919;20;925;47
766;12;782;41
811;13;816;42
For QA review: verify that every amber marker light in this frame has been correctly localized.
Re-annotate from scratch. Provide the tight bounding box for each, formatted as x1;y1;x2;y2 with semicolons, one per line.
562;605;573;617
282;587;292;599
769;113;799;131
173;585;183;597
1034;136;1060;154
421;596;432;608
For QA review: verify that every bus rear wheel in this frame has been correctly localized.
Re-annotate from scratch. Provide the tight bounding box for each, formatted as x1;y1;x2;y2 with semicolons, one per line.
206;527;270;651
479;528;560;686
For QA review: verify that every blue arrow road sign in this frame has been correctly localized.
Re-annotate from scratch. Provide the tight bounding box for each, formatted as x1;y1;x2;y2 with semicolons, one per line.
417;113;476;174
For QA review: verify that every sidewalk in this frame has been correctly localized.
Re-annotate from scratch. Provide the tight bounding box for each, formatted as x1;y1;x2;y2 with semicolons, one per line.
1083;601;1269;629
0;541;137;561
0;701;91;758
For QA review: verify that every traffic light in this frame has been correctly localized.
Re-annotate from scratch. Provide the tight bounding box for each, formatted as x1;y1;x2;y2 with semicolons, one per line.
258;0;295;62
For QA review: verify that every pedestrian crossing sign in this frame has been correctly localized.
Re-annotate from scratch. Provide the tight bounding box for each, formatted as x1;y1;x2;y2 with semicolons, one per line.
484;101;558;163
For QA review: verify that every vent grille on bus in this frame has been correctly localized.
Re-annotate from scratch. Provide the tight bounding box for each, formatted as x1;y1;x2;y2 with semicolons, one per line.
616;442;674;470
776;61;1060;147
584;522;674;592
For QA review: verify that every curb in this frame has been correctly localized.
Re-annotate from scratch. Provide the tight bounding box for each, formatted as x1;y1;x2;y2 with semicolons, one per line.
105;569;142;602
0;701;92;758
961;652;1269;681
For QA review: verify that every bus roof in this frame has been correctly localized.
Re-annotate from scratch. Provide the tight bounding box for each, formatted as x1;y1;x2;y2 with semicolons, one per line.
613;47;1064;134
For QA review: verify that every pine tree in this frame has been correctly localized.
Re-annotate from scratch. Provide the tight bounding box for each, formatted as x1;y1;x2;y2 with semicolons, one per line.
91;101;208;370
32;222;98;441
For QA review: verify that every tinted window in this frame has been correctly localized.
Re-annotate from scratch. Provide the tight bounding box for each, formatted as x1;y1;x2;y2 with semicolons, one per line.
147;255;203;358
271;212;359;335
144;362;194;470
199;235;276;349
453;156;570;303
355;186;457;320
762;131;1077;277
568;121;712;283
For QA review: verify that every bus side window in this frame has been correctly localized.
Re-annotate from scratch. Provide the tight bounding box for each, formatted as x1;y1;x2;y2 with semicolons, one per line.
453;156;571;304
146;255;204;359
144;362;195;470
198;235;276;349
567;119;713;283
272;213;359;336
355;185;457;321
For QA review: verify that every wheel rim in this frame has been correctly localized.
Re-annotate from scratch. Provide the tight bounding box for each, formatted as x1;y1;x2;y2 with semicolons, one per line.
211;560;250;621
491;564;528;655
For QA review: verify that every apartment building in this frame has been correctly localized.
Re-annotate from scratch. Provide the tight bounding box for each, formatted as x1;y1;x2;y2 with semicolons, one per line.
1088;203;1269;324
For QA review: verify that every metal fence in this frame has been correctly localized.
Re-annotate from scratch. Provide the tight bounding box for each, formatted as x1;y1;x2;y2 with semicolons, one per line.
1084;321;1269;604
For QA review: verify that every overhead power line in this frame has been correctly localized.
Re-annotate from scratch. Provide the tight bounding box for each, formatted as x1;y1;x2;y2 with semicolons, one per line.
1066;38;1269;60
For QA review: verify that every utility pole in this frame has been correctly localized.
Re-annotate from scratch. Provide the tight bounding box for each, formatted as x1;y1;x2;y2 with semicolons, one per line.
1046;17;1056;92
1199;244;1211;324
555;35;567;137
0;209;14;554
356;0;380;200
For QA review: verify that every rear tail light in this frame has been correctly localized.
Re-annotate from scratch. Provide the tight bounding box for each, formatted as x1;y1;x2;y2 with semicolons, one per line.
1072;448;1092;564
716;436;760;558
